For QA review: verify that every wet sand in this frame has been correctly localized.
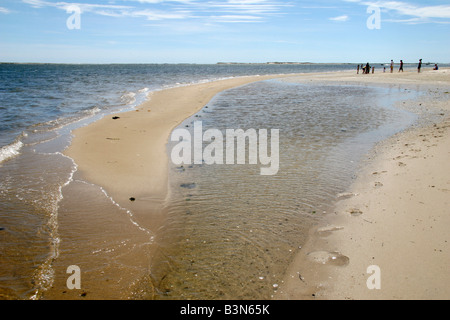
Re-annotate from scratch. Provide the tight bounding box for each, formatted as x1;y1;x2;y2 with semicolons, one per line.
275;68;450;300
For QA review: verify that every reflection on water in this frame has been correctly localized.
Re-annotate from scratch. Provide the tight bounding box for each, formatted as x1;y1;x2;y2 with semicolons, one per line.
136;80;417;300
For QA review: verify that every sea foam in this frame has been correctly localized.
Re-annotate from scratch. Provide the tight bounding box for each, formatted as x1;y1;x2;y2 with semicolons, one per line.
0;140;24;164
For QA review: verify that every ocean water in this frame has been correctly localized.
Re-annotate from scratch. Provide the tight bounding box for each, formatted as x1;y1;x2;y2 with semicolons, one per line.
0;63;420;299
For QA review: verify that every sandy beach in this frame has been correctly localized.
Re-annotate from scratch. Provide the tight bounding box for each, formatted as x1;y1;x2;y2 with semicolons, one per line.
64;68;450;300
65;74;294;212
4;0;450;304
275;68;450;300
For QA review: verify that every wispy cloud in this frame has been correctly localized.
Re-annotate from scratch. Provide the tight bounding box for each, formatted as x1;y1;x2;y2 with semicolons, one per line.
209;14;264;23
124;0;194;3
329;15;349;22
128;9;191;20
23;0;131;10
21;0;288;23
22;0;133;17
204;0;287;14
0;6;11;14
345;0;450;23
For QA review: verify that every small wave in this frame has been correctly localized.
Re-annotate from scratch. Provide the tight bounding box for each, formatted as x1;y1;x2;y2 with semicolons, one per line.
83;106;101;116
120;92;137;105
8;87;25;93
0;139;24;164
159;76;239;92
29;152;78;300
138;87;149;93
75;179;155;241
98;187;155;240
27;106;103;139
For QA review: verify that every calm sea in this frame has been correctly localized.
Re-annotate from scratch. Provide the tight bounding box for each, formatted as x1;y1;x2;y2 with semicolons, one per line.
0;63;422;299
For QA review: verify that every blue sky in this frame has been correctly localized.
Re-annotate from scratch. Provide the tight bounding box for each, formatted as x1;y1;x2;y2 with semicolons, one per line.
0;0;449;63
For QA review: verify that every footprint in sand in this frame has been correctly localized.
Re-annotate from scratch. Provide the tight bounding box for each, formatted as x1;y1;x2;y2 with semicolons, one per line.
374;182;384;188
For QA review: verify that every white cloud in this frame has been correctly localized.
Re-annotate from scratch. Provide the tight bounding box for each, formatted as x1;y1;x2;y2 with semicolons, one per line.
0;7;11;14
124;0;193;3
22;0;132;12
21;0;288;23
329;15;349;22
382;1;450;19
210;14;263;23
129;9;190;20
345;0;450;22
208;1;287;15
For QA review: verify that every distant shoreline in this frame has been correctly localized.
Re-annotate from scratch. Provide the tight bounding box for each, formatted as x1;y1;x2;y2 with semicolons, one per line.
1;61;447;66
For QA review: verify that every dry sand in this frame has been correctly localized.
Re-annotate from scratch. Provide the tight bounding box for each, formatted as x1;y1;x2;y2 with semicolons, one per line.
275;68;450;300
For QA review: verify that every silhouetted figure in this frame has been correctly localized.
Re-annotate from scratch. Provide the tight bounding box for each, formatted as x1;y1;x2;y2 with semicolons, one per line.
418;59;422;73
399;60;404;72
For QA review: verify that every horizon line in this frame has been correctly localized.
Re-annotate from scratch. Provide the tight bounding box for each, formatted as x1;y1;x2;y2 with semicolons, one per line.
1;61;447;65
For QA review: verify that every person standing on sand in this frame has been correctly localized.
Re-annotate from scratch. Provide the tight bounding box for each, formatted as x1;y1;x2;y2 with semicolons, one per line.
365;62;370;74
357;64;360;74
390;60;394;73
399;60;404;72
418;59;422;73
